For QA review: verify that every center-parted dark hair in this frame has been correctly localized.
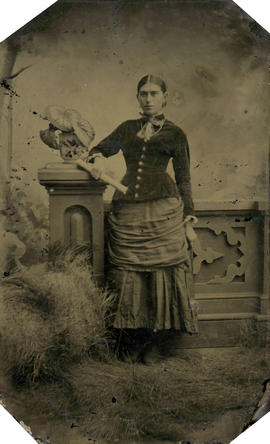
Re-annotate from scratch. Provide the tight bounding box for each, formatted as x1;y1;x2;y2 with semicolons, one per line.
137;75;167;93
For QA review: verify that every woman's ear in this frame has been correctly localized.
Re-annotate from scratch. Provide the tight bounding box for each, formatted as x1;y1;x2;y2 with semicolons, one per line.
162;92;168;108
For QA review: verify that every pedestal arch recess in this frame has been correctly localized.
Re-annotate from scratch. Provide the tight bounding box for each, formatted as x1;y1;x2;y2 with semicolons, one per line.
64;205;92;246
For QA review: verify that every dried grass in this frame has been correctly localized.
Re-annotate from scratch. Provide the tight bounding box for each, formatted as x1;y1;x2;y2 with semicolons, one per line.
37;346;268;443
2;346;269;443
0;245;114;386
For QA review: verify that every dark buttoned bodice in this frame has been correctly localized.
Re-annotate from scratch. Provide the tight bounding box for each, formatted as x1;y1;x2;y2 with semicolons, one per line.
89;118;194;216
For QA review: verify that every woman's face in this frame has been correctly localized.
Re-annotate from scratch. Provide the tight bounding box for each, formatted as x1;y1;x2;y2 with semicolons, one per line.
137;82;167;116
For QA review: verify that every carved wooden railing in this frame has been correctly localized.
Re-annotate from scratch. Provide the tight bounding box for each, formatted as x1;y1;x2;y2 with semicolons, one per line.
192;200;268;315
184;200;269;347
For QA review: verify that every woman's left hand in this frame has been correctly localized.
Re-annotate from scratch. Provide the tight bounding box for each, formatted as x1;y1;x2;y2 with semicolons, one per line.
184;216;201;250
185;221;197;243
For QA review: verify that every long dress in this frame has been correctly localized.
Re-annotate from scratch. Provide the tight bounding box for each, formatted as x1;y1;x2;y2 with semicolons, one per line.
89;115;198;334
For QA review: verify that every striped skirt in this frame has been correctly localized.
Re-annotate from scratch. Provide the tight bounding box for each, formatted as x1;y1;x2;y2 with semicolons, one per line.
107;197;198;333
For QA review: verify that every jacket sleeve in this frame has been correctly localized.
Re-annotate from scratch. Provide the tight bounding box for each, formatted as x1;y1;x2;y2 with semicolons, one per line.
172;131;195;217
88;121;127;158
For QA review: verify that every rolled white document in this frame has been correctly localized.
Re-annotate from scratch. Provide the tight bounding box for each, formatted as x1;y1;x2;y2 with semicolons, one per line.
76;158;128;194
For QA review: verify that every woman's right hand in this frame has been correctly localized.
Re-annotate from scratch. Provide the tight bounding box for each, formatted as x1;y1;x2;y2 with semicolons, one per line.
87;154;106;180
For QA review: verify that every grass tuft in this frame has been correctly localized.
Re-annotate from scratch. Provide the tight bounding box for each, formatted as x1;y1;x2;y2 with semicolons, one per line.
0;245;114;387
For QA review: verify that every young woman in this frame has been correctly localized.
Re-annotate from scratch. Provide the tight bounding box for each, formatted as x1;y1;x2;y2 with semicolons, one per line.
88;74;198;359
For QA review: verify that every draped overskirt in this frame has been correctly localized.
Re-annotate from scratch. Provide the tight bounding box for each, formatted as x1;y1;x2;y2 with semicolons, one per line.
107;197;198;333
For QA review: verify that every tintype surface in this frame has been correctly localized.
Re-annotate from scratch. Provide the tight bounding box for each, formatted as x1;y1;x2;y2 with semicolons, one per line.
0;1;269;443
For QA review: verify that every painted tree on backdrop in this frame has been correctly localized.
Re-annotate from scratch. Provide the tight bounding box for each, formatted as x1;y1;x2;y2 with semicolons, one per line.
0;2;72;273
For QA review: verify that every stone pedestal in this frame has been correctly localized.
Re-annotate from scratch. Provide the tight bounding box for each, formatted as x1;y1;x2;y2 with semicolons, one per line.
38;162;106;284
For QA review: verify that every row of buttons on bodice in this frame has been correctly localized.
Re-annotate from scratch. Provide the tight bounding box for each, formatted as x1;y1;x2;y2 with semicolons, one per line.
134;145;147;198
